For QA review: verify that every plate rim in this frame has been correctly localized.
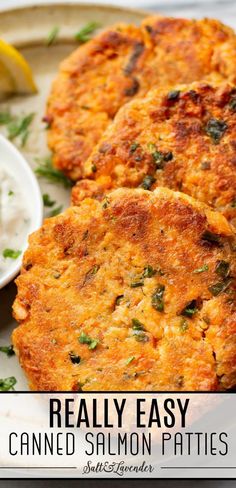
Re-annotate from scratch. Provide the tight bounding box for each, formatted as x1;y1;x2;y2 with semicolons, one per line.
0;1;150;48
0;1;150;19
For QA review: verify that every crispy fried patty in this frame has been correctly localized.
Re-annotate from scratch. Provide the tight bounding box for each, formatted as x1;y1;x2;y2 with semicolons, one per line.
72;82;236;226
46;16;236;180
13;188;236;391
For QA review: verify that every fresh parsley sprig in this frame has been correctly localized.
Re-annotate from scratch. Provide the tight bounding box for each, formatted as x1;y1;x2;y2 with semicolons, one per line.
35;157;73;188
75;22;100;43
0;110;35;147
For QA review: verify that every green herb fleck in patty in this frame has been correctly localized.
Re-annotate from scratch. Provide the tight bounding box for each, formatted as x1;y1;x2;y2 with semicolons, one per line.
180;318;189;332
130;142;140;153
132;318;145;330
229;97;236;112
142;265;156;278
152;149;173;169
79;331;99;350
181;300;198;318
193;264;209;274
205;118;228;144
133;330;148;342
208;278;231;296
215;260;230;278
125;356;135;365
167;90;180;101
116;295;124;306
151;284;165;312
140;175;156;190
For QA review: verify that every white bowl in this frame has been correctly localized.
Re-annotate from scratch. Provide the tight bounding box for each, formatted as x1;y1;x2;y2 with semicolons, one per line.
0;135;43;289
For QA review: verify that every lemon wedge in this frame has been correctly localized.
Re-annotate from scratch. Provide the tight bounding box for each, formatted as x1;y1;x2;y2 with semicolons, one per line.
0;39;37;99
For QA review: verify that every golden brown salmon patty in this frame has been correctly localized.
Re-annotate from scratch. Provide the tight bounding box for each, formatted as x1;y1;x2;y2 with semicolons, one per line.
13;187;236;391
72;82;236;226
46;16;236;180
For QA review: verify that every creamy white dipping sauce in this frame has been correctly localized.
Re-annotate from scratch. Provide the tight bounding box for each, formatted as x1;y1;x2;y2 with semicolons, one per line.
0;167;31;276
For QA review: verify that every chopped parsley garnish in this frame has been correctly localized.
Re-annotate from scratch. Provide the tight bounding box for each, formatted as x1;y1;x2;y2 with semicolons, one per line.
8;190;14;196
130;265;159;287
229;97;236;111
75;22;100;43
0;111;35;146
193;264;209;274
151;284;165;312
7;112;35;146
84;265;100;283
140;175;156;190
215;260;230;278
3;248;21;259
0;111;13;124
116;295;124;306
133;331;148;342
132;318;145;330
208;278;231;297
167;90;180;101
181;300;198;317
142;265;156;278
46;26;60;46
0;376;17;391
125;356;135;365
35;157;73;187
69;352;81;364
79;331;99;350
102;197;110;209
201;230;221;246
130;280;144;288
47;205;63;217
205;118;228;144
43;193;56;207
180;318;189;332
130;142;140;153
152;149;173;169
90;265;99;275
0;345;15;357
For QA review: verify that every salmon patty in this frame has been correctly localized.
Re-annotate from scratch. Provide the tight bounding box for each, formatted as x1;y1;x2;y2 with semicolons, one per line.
12;187;236;391
72;82;236;226
46;16;236;180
